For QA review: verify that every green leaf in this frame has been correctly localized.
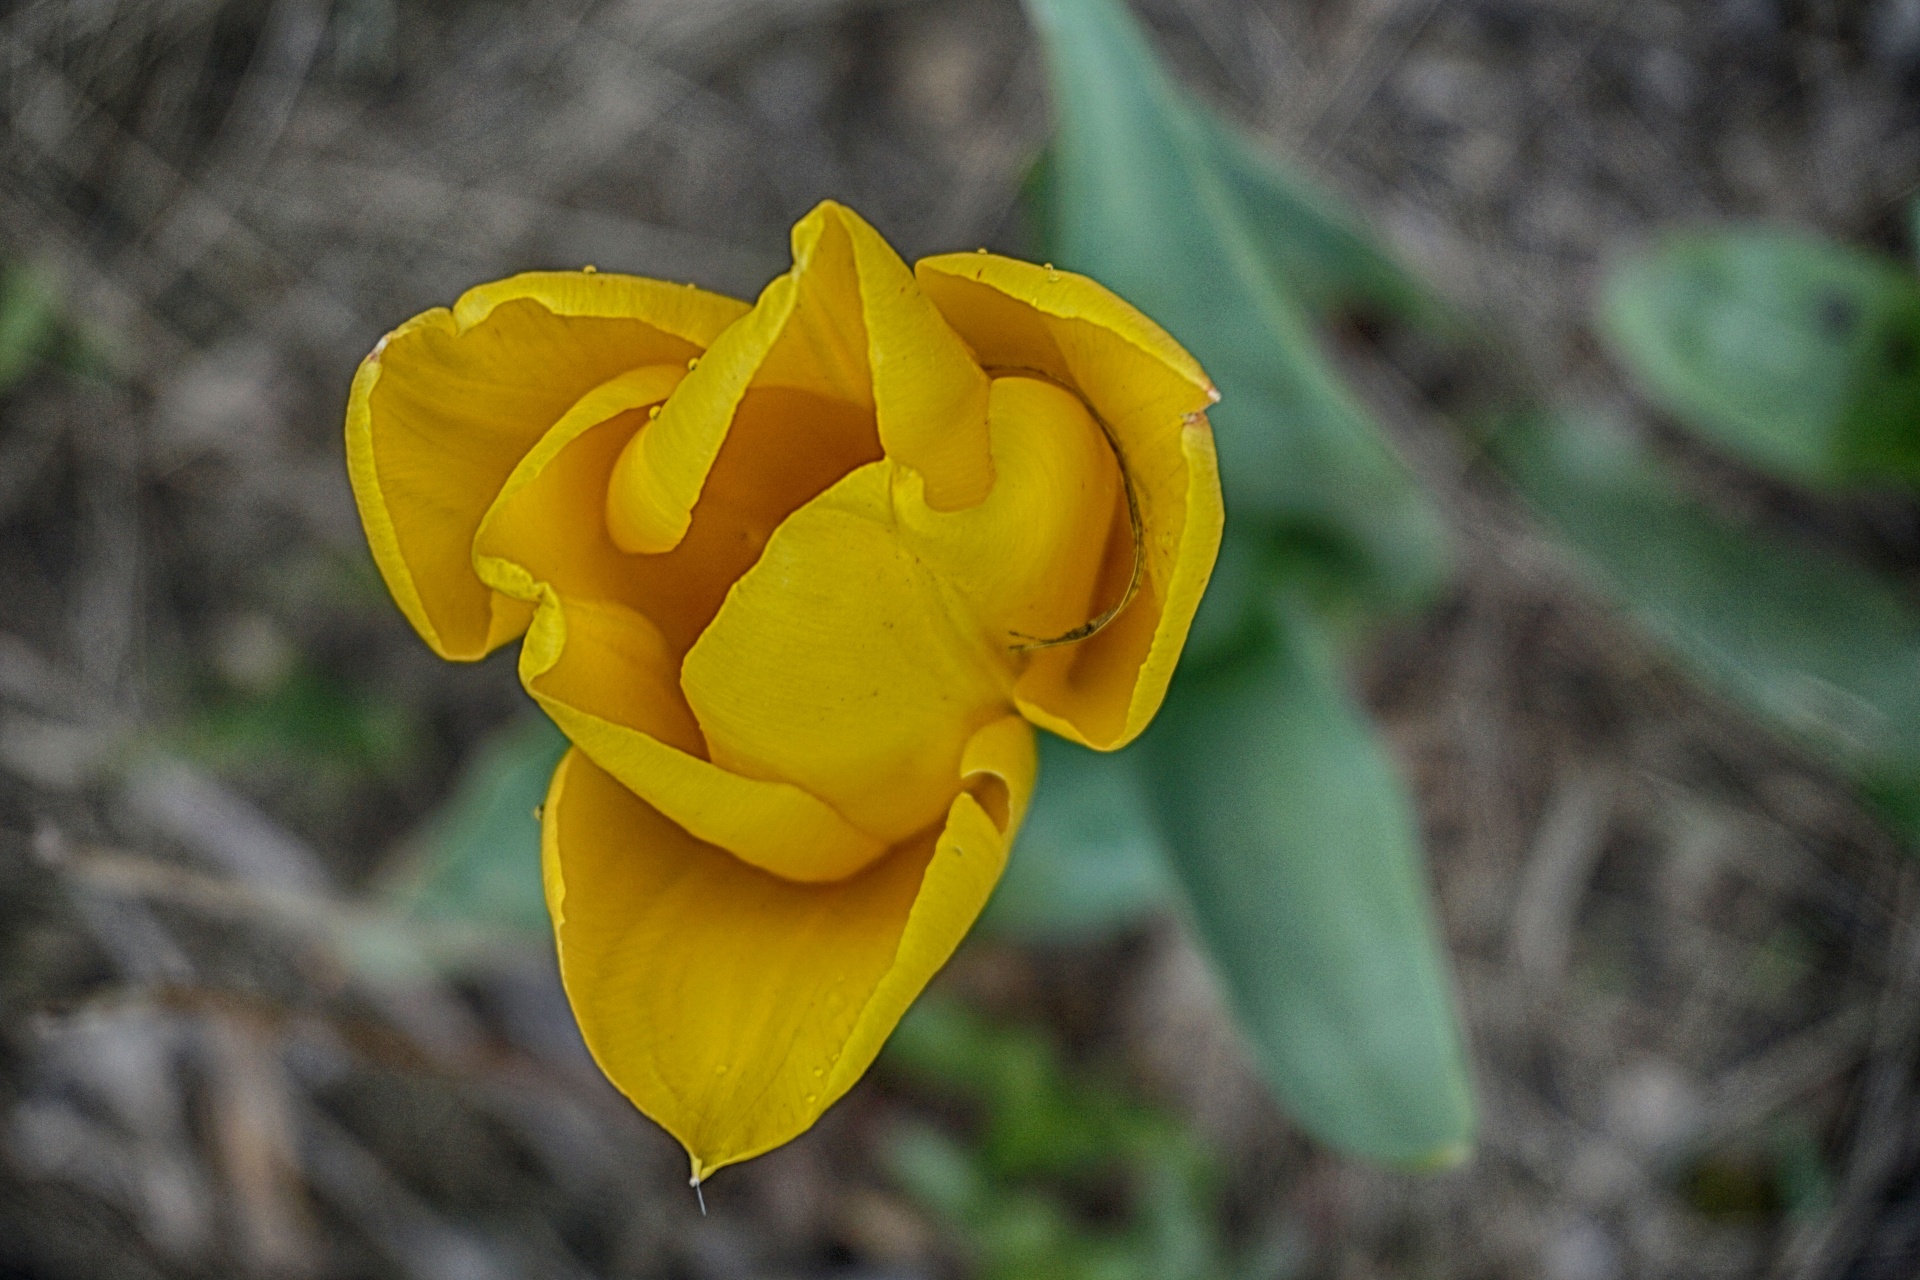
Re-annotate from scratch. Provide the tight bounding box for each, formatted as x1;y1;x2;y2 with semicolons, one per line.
1141;597;1476;1166
887;1001;1147;1180
1022;0;1448;613
188;667;415;779
383;713;567;934
0;263;60;393
1494;409;1920;846
982;735;1174;941
884;999;1224;1280
885;1120;988;1223
1191;108;1439;327
1598;228;1920;489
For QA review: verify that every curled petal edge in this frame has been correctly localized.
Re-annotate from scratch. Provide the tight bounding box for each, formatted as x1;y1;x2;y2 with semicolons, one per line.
1015;417;1222;749
914;253;1224;750
346;271;747;660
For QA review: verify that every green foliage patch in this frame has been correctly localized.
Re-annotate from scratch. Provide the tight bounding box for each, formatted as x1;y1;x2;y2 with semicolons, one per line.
1017;0;1476;1167
883;998;1236;1280
1600;229;1920;490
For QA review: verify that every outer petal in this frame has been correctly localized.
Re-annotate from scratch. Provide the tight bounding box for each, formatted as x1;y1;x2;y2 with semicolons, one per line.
682;462;1014;845
472;373;887;883
607;201;991;554
542;715;1035;1179
345;271;747;660
915;254;1225;749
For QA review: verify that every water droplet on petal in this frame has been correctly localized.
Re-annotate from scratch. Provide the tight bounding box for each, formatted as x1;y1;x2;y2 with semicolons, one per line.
648;405;661;419
975;247;988;254
1044;263;1060;282
687;357;700;370
581;264;597;273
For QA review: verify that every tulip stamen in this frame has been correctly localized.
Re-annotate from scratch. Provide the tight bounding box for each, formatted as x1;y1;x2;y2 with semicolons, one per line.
994;368;1145;654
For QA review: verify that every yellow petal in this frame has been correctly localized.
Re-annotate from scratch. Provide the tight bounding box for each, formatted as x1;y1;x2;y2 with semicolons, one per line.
524;597;889;883
471;363;686;620
893;374;1123;647
915;254;1224;749
682;461;1014;844
345;271;747;660
607;202;990;555
471;374;888;883
542;715;1034;1178
474;368;877;655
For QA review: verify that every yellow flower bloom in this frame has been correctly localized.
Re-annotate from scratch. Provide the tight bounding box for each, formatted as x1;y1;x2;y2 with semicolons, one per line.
345;202;1222;1179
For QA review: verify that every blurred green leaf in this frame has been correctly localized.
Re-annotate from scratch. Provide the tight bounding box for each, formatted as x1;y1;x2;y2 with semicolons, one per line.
189;666;413;777
1141;596;1476;1167
1769;1114;1834;1219
888;1000;1162;1180
1599;228;1920;489
1192;108;1438;327
884;999;1223;1280
886;1121;987;1223
983;735;1174;941
0;262;60;392
384;713;566;934
1022;0;1447;613
1022;0;1472;1164
1494;409;1920;846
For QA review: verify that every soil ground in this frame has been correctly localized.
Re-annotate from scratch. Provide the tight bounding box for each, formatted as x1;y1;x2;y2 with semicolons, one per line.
2;1;1919;1277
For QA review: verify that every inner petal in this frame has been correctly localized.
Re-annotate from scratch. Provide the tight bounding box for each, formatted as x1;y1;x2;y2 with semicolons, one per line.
473;373;894;880
681;462;1015;844
606;203;990;555
893;375;1126;648
628;387;883;653
483;381;882;656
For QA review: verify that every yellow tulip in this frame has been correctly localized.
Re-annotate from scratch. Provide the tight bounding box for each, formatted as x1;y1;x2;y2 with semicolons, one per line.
345;202;1222;1180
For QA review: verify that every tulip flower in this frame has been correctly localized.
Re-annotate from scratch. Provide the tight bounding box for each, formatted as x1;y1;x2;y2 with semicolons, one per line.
345;202;1222;1179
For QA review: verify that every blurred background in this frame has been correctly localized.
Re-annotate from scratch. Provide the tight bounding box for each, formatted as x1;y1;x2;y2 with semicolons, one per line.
3;0;1920;1276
